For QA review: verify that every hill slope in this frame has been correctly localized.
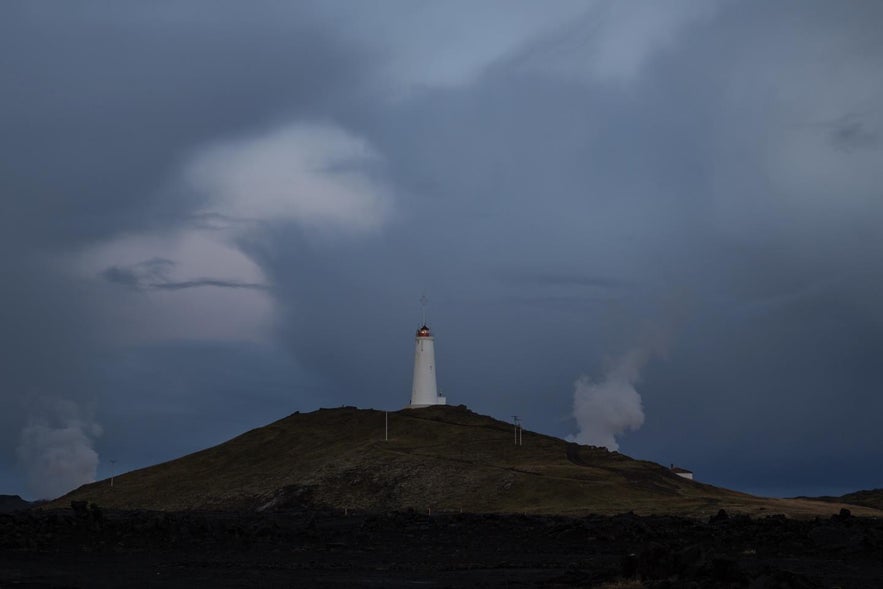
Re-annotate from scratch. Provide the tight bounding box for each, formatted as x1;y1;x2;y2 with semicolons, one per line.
839;489;883;510
55;405;879;517
801;489;883;511
0;495;32;513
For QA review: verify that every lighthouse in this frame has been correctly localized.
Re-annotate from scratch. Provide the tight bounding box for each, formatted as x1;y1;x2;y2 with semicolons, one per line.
410;320;447;408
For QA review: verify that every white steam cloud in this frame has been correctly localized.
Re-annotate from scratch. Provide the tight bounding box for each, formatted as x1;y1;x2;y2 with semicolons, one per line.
17;398;102;500
570;348;647;451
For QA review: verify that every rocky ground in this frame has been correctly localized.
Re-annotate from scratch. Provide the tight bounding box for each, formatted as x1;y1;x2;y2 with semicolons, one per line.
3;503;883;588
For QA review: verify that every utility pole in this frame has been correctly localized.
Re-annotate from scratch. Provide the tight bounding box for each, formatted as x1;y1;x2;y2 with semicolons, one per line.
513;416;520;446
385;411;389;442
110;459;117;488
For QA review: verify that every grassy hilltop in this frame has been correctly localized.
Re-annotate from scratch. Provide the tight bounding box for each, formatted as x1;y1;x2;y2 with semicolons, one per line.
53;405;880;518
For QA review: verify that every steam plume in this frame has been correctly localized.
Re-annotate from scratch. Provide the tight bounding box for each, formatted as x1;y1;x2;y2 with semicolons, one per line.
570;348;647;450
16;398;102;499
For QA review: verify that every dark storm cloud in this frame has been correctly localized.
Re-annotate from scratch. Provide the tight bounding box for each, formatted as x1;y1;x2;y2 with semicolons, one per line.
95;341;318;481
631;290;883;496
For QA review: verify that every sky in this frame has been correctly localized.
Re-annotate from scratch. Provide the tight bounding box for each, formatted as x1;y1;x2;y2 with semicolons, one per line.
2;0;883;500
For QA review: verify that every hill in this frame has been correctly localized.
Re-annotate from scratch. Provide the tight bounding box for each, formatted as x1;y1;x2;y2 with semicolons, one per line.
839;489;883;510
800;488;883;511
53;405;880;517
0;494;32;513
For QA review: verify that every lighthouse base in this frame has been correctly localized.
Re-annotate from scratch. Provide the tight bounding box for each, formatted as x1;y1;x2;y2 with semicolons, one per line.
409;396;447;409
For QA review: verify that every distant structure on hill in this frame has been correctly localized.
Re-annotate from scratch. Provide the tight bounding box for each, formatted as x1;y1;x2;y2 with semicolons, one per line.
410;298;447;408
671;465;694;480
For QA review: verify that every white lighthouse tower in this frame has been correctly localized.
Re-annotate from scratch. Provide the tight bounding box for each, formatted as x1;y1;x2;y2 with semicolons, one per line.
410;299;447;408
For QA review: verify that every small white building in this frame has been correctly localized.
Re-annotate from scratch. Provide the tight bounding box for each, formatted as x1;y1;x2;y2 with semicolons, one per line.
670;465;694;480
410;324;447;408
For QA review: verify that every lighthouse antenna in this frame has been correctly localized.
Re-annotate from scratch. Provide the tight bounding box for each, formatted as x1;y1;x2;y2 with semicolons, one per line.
420;293;429;326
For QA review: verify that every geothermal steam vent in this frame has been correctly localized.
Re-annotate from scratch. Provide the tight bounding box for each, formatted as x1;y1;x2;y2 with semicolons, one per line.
410;323;447;407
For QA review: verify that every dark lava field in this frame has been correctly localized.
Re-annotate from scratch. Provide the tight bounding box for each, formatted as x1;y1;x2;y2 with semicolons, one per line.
3;502;883;588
